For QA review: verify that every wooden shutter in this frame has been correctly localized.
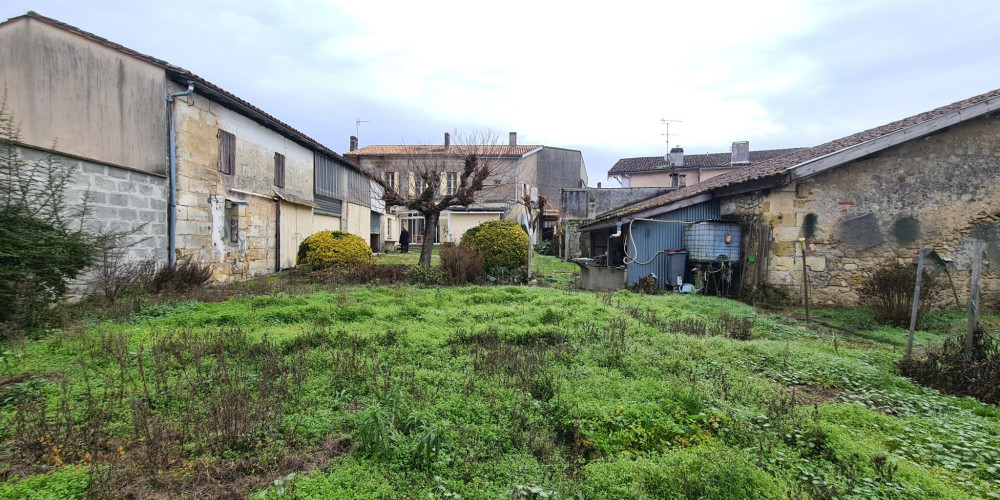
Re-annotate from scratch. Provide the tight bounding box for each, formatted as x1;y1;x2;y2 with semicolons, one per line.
217;130;235;175
274;152;286;187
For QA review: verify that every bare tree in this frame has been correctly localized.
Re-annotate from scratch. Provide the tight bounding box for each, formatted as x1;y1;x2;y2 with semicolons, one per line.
372;131;514;268
521;192;548;279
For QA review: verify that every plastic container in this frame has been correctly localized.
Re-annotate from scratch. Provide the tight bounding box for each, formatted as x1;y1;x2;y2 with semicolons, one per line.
683;222;741;262
660;249;687;288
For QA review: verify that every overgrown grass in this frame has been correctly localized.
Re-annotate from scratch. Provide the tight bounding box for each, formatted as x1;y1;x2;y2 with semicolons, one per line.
0;284;996;498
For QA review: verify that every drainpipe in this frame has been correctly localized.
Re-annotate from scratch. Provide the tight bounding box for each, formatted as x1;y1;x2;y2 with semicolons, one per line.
275;198;282;273
167;81;195;270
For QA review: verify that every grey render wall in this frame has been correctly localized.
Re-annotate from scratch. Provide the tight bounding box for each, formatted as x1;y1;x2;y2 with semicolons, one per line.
562;187;673;219
0;17;168;175
537;148;587;207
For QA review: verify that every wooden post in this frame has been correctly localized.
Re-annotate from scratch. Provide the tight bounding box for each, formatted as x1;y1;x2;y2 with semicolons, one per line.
966;240;985;360
905;246;925;359
799;238;810;322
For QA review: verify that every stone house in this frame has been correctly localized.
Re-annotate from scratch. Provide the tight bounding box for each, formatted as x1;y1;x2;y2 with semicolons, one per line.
0;11;376;281
608;144;804;188
584;87;1000;309
346;132;587;245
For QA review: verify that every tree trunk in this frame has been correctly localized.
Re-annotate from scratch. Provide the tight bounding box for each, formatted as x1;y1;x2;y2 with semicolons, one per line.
418;211;439;268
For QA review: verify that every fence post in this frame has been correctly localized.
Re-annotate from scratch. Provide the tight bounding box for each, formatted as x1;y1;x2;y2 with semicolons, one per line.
799;238;810;323
966;240;985;360
905;246;925;359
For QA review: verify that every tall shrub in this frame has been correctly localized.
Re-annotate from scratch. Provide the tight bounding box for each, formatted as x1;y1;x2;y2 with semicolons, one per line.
461;220;530;271
0;96;101;331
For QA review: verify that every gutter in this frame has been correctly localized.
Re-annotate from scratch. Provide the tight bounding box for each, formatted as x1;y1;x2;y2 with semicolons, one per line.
166;81;194;270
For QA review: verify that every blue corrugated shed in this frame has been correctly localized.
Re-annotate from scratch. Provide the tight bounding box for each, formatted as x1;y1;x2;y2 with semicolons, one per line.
625;200;720;287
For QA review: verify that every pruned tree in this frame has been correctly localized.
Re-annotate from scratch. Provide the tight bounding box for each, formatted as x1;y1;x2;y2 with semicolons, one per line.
520;192;548;279
374;131;514;268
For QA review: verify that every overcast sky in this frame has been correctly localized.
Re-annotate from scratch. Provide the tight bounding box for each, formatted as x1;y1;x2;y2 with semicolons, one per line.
5;0;1000;186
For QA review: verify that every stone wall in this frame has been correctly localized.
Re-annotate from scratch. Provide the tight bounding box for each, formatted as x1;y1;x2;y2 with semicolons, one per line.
564;219;594;260
173;92;289;281
727;113;1000;310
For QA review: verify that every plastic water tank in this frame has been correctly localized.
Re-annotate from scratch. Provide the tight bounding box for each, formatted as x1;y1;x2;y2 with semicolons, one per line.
683;222;741;262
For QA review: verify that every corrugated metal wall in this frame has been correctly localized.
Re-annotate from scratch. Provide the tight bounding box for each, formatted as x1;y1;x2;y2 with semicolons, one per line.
626;200;720;287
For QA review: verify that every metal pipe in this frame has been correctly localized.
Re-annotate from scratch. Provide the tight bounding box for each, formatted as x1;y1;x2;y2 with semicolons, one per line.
167;81;195;270
275;198;282;273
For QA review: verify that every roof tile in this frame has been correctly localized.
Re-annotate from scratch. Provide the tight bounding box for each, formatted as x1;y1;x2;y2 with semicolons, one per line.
608;148;804;174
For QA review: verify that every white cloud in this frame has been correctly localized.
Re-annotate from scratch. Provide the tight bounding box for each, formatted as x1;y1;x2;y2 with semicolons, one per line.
4;0;1000;184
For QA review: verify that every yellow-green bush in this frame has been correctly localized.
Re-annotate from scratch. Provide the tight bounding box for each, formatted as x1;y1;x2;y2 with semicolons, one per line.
297;231;373;269
461;220;530;270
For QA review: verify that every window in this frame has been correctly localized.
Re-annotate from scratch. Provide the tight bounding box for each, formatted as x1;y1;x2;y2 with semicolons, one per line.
217;130;236;175
670;173;686;187
445;172;457;195
384;171;396;191
414;174;426;196
274;152;285;187
314;153;344;216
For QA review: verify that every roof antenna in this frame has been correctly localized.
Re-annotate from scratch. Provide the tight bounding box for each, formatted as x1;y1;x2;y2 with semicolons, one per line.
660;118;682;171
355;117;370;141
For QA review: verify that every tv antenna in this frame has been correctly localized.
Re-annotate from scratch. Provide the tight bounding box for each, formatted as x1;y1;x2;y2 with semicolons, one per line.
355;117;370;140
660;118;682;166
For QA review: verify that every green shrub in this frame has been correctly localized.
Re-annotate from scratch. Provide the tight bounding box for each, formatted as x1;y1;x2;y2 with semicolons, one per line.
0;101;104;332
297;231;373;270
534;240;553;256
461;220;530;271
406;266;448;286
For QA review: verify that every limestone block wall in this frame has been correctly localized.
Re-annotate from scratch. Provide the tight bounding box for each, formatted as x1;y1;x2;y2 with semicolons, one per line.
172;90;314;281
732;113;1000;310
564;219;595;260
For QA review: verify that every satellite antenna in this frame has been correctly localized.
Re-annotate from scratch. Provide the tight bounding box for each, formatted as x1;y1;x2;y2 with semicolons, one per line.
355;117;370;140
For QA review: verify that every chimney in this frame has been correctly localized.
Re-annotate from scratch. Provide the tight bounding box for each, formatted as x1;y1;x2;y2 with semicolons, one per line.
444;132;450;151
731;141;750;166
597;182;602;189
669;146;684;167
349;135;358;152
509;132;517;146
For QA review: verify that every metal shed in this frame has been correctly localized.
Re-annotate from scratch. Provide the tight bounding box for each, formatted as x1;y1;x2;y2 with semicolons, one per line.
625;200;720;288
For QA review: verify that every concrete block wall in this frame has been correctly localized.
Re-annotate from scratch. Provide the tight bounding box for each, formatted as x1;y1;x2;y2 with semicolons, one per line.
24;147;169;262
732;113;1000;310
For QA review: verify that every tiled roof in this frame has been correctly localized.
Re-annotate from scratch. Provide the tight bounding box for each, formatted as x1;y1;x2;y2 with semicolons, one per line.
2;11;355;169
608;148;804;174
596;86;1000;222
350;144;542;157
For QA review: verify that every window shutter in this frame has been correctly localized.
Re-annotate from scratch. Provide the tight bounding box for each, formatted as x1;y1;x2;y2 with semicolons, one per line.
217;130;236;175
274;152;286;187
